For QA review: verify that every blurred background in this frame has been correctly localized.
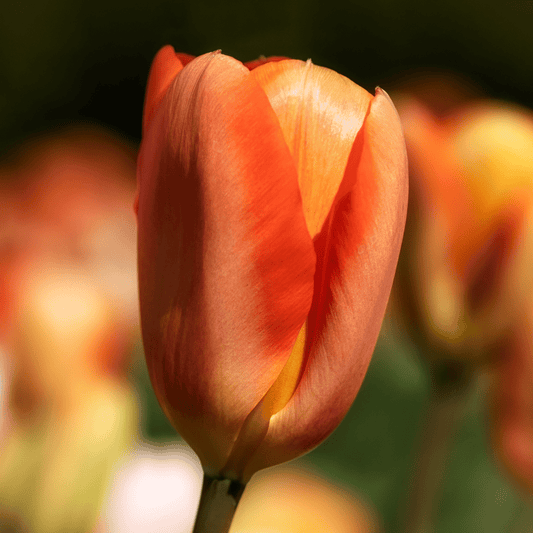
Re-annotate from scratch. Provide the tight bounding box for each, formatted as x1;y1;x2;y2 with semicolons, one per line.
2;0;533;531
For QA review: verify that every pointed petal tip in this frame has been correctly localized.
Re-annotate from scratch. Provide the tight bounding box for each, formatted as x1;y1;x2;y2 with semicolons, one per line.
366;87;409;182
143;45;186;137
244;56;290;71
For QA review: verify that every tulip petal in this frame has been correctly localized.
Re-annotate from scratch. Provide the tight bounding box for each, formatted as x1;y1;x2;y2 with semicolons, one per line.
142;46;190;137
135;47;190;217
244;56;288;71
397;98;474;343
249;60;372;238
137;52;315;474
450;105;533;226
491;315;533;493
401;99;533;354
243;89;408;477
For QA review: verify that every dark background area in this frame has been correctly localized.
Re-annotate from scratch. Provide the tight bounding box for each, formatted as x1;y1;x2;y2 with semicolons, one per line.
2;1;533;531
2;0;533;155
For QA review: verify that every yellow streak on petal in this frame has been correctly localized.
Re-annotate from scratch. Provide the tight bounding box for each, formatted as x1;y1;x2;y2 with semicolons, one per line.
250;60;372;238
261;323;307;417
221;324;308;480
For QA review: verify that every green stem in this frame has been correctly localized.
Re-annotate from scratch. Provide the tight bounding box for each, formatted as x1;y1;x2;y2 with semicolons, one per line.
401;360;474;533
192;474;246;533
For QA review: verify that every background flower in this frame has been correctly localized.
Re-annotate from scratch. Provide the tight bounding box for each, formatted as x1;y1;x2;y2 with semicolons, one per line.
393;94;533;362
388;81;533;529
0;126;139;533
490;307;533;495
100;443;203;533
231;464;378;533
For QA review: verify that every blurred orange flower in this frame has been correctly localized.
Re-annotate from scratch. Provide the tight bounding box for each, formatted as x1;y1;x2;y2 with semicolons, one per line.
395;94;533;360
0;126;139;533
231;464;378;533
137;46;408;481
491;308;533;494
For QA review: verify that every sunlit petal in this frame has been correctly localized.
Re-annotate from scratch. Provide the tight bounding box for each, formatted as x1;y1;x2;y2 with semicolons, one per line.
242;89;408;476
250;60;372;237
137;52;315;474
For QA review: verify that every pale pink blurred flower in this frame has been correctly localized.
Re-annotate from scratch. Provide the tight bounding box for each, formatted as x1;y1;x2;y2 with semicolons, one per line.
100;447;377;533
100;443;203;533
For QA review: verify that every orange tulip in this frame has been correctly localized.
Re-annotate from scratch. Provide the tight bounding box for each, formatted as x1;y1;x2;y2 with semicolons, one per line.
231;464;378;533
396;96;533;359
137;46;408;482
490;309;533;494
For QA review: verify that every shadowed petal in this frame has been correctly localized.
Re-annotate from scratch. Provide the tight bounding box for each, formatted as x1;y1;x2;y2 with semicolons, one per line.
242;89;408;478
137;52;315;474
135;47;190;216
142;46;190;137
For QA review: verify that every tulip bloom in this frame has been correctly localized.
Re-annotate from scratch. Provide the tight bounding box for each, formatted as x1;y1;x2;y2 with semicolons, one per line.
137;46;408;483
396;97;533;359
491;309;533;494
231;465;377;533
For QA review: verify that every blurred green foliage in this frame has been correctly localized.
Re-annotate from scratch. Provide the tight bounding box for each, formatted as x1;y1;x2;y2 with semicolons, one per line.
304;336;527;533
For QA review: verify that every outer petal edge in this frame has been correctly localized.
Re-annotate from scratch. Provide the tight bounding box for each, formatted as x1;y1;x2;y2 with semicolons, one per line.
137;52;316;475
242;88;408;478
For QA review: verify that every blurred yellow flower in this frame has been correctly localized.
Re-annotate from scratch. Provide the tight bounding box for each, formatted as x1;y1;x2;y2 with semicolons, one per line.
230;465;378;533
0;126;140;533
395;95;533;360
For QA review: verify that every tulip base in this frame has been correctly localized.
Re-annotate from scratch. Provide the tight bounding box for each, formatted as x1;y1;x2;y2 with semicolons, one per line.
192;474;246;533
